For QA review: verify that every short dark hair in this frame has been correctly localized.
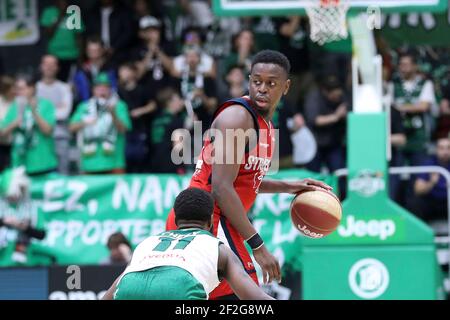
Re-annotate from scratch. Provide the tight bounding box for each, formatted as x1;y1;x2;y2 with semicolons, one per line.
251;50;291;76
119;62;138;73
86;35;104;47
232;29;254;52
399;52;417;65
320;74;342;92
156;87;178;107
226;63;246;74
41;54;59;65
174;188;214;223
0;76;15;95
15;73;38;87
107;232;131;250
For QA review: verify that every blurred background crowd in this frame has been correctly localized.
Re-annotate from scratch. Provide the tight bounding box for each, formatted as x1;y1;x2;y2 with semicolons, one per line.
0;0;450;225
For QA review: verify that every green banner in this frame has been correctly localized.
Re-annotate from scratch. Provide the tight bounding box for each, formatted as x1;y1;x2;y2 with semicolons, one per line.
0;170;336;270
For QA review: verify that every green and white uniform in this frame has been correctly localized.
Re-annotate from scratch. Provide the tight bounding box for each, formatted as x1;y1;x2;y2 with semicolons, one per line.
114;228;221;300
391;75;436;153
1;98;57;175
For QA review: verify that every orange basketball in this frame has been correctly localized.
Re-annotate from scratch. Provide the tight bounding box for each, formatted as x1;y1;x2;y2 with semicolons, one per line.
290;190;342;239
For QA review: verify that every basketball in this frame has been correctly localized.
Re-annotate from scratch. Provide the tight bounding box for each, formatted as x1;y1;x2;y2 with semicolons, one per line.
290;190;342;239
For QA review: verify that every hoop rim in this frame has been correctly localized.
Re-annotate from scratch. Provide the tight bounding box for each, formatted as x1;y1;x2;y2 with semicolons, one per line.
320;0;341;5
304;0;349;8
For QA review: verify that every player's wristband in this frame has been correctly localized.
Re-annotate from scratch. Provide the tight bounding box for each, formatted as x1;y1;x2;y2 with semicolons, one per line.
246;233;264;250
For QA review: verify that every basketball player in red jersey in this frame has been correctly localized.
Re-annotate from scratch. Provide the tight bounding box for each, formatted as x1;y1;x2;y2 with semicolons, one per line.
166;50;332;299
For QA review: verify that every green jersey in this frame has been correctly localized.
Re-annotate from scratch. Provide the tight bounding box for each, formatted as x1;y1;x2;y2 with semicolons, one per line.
115;228;222;300
393;76;428;152
70;98;131;172
40;6;84;60
1;98;57;174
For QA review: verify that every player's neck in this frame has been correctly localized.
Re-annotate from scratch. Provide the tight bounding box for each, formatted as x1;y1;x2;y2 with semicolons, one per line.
250;98;275;122
177;223;205;230
255;109;273;122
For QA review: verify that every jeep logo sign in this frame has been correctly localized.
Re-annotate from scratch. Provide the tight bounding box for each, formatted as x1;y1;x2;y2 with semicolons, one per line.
337;215;396;240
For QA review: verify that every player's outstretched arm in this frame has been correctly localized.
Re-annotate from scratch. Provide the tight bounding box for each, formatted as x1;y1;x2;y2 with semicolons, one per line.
218;244;275;300
258;178;332;194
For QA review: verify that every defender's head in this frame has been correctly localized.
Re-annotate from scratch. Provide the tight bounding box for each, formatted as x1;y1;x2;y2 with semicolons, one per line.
174;188;214;230
249;50;291;118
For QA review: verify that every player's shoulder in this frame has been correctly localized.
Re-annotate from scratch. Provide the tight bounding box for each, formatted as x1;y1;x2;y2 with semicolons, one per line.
213;102;255;130
219;103;252;117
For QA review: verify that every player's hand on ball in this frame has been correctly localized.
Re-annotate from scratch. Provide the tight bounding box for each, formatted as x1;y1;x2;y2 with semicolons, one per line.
290;178;332;194
252;245;281;284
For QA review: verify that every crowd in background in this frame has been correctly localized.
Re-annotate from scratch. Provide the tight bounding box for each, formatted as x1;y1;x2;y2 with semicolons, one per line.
0;0;450;225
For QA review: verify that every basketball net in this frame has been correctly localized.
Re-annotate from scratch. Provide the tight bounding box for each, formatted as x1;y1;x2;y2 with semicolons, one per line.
306;0;350;45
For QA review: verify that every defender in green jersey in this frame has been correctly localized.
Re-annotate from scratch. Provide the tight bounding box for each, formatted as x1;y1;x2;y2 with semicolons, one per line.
102;188;274;300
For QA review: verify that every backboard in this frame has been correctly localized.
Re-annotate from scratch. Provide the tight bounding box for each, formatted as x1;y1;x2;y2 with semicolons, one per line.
212;0;448;16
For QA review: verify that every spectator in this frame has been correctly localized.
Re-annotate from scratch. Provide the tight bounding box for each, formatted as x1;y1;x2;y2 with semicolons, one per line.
389;105;408;203
218;64;248;102
133;0;153;21
171;27;216;78
133;15;176;99
223;29;255;77
72;36;118;103
69;72;131;174
150;87;187;174
85;0;137;67
275;16;312;107
157;0;191;44
0;75;57;176
174;45;217;129
435;81;450;139
0;76;15;171
390;52;437;166
0;216;47;264
383;65;407;203
102;232;132;265
203;16;242;59
408;137;450;223
180;0;214;30
242;16;280;51
117;63;155;173
304;75;348;174
272;98;307;169
315;39;353;90
36;55;73;175
40;0;84;81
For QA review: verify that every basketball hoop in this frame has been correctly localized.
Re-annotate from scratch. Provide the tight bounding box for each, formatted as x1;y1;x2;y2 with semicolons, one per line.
306;0;350;45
